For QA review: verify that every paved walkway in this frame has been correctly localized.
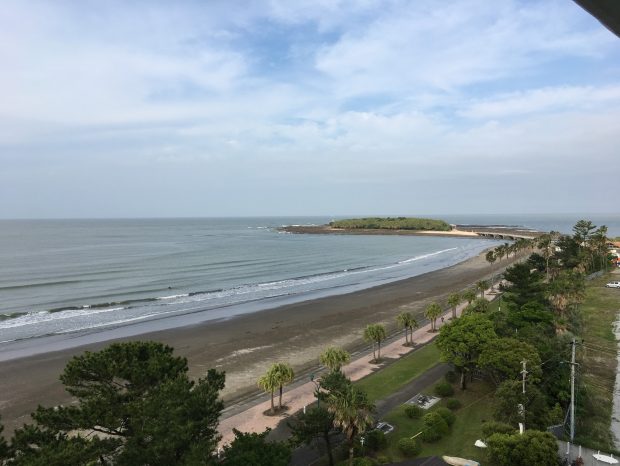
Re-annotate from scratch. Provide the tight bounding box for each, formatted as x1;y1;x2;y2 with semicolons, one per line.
217;287;497;446
558;440;620;466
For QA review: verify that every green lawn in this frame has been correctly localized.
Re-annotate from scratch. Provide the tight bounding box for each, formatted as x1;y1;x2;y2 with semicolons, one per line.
575;272;620;452
380;379;494;463
354;343;441;403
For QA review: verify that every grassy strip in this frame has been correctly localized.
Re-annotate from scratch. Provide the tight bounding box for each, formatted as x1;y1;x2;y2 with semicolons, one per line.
575;273;620;451
354;343;441;403
329;217;451;231
382;380;494;463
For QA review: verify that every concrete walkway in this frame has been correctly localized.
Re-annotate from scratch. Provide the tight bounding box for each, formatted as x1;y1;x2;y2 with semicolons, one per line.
218;287;496;446
558;440;620;466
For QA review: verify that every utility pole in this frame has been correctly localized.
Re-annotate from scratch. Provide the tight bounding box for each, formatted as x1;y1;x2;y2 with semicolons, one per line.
521;360;528;431
570;338;577;442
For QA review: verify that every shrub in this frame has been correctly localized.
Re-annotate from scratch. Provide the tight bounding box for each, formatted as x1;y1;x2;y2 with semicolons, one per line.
352;458;378;466
421;412;449;442
420;426;442;442
482;421;515;437
434;381;454;397
435;407;456;426
446;398;462;411
397;438;421;457
364;429;388;452
445;370;458;383
405;404;424;419
375;454;392;464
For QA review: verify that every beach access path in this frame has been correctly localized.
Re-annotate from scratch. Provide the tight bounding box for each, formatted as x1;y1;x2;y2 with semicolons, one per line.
217;285;498;447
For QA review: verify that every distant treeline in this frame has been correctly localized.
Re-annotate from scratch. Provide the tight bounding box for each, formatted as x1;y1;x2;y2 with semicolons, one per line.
329;217;452;231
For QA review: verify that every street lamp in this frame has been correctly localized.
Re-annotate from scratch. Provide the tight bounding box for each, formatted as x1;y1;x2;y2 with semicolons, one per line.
310;373;320;409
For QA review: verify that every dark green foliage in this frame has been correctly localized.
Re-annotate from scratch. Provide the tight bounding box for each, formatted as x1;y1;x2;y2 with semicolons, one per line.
481;421;515;437
464;298;490;314
504;302;555;333
397;437;421;457
436;313;497;390
421;412;449;442
404;404;424;419
434;381;454;397
11;341;225;465
289;406;337;466
9;425;120;466
0;416;9;462
501;263;546;309
221;429;291;466
364;429;387;452
478;337;542;385
444;370;457;383
329;217;451;231
486;430;559;466
319;370;352;407
527;253;546;272
351;457;378;466
493;380;549;430
435;407;456;427
446;398;462;411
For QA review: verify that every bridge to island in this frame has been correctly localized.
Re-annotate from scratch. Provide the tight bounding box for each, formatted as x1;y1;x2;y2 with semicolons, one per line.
280;224;544;241
456;226;542;241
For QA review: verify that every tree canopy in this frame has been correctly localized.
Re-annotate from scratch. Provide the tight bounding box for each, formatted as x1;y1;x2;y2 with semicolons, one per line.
486;430;559;466
424;302;442;332
329;217;451;231
363;324;386;361
258;362;294;413
436;313;497;389
478;337;542;386
320;347;351;372
221;429;291;466
9;341;225;466
396;311;418;346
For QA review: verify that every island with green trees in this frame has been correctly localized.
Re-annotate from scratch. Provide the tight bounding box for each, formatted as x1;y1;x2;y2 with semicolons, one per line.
279;216;483;237
329;217;452;231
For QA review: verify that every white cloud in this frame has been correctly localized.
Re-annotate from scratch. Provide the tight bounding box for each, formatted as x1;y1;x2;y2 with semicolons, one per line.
461;85;620;119
314;0;615;95
0;0;618;217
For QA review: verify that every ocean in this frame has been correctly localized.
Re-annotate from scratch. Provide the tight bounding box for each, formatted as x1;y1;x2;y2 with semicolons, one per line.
0;214;618;352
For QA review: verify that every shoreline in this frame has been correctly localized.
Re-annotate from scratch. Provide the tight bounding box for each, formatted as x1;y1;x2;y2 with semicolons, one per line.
280;225;479;238
0;247;518;435
280;224;542;239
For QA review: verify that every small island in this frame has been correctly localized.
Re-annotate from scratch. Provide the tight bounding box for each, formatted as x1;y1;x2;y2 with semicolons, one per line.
280;217;481;238
280;217;543;240
329;217;452;231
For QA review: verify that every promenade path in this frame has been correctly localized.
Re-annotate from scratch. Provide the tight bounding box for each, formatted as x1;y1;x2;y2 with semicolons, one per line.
217;286;498;447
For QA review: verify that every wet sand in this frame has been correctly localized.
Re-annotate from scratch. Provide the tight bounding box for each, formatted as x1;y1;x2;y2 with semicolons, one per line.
0;249;517;434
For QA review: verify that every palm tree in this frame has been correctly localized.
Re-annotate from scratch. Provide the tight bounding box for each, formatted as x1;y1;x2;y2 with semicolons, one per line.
327;384;374;466
424;302;442;332
320;347;351;372
462;288;477;305
363;324;386;361
537;233;553;280
257;370;278;414
258;362;295;413
447;292;461;319
495;245;506;262
485;250;496;266
509;243;518;258
396;311;418;346
476;280;489;298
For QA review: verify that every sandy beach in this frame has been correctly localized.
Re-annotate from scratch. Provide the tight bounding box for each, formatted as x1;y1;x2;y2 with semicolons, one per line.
0;248;517;435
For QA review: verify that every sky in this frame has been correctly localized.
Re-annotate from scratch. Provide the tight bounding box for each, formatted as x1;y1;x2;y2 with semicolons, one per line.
1;0;619;218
